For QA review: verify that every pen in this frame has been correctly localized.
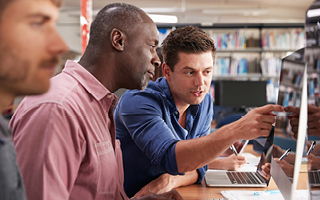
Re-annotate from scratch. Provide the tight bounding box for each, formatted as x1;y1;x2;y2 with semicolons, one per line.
279;148;291;160
229;144;238;156
307;141;316;156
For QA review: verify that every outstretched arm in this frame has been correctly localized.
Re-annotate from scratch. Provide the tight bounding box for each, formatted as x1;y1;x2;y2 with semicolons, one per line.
175;104;284;173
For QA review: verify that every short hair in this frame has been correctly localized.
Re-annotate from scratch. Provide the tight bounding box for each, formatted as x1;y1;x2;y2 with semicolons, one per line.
88;3;144;47
0;0;63;20
161;26;216;72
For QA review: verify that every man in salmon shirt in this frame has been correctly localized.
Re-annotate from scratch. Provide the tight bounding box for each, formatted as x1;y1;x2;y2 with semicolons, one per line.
10;3;182;200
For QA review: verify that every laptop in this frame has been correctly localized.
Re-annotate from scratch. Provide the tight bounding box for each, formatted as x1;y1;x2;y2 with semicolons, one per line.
205;130;274;187
307;141;320;187
308;170;320;187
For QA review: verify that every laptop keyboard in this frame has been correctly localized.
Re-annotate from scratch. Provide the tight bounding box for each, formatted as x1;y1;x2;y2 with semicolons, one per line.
309;171;320;184
227;172;262;184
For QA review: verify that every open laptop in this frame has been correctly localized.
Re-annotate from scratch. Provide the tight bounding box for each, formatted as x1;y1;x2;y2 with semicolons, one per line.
205;129;274;187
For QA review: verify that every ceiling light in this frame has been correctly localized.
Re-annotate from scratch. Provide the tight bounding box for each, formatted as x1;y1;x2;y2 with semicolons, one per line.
307;8;320;18
148;14;178;23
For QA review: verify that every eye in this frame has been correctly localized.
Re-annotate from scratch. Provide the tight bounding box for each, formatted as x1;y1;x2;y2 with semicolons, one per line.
31;21;44;28
186;71;194;75
149;44;157;51
30;17;48;29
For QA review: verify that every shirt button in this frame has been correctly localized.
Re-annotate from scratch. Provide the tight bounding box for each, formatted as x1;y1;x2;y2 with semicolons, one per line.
174;111;178;115
107;94;112;98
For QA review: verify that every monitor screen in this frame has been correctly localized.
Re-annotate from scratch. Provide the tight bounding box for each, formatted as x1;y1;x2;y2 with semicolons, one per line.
271;48;309;200
214;80;267;108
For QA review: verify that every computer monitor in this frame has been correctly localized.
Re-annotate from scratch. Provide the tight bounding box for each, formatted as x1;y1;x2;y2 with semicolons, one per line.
271;48;309;200
214;80;267;108
305;2;320;198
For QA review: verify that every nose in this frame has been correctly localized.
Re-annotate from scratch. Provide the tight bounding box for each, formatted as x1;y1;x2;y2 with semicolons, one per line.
152;50;161;68
48;28;69;55
194;73;205;87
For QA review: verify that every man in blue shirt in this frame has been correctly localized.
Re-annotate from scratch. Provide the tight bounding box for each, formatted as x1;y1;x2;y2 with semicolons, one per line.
115;26;284;198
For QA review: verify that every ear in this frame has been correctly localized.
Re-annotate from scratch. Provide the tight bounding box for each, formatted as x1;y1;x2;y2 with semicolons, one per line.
110;28;125;51
162;63;172;81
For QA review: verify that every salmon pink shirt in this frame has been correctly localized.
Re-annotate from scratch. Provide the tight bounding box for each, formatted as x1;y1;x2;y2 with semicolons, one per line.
10;60;128;200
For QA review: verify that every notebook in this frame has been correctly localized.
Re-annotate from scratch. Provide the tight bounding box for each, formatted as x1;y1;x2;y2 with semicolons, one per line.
205;130;274;187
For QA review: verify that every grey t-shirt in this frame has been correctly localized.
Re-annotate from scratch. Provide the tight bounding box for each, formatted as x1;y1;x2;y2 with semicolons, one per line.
0;116;27;200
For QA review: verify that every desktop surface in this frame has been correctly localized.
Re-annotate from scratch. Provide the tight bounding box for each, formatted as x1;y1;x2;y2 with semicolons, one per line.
174;144;308;200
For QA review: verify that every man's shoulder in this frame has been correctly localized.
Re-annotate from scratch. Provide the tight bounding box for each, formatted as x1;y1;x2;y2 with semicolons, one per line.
16;73;81;112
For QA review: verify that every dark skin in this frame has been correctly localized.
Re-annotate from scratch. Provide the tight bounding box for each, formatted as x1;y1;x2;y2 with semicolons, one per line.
79;13;160;93
79;9;180;200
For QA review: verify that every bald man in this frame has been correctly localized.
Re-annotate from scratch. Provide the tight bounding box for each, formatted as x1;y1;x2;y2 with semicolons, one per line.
10;3;182;200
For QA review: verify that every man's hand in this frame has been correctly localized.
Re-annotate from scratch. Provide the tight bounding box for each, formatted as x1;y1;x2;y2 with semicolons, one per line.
308;153;320;170
261;162;271;180
285;105;320;138
131;190;183;200
274;158;294;178
209;154;246;171
133;171;197;199
230;104;284;140
132;173;175;198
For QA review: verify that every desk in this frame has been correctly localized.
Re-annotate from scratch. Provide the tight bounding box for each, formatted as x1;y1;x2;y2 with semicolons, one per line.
175;144;308;200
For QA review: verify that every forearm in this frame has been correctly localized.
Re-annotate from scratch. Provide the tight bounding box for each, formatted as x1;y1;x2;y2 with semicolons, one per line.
175;123;237;173
170;170;199;188
133;171;198;198
175;104;283;173
208;159;223;169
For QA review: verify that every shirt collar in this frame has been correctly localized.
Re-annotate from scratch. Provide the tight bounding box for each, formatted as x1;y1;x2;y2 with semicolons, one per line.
62;60;116;102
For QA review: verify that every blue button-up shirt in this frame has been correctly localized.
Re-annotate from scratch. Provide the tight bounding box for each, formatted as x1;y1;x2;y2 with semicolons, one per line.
115;77;213;197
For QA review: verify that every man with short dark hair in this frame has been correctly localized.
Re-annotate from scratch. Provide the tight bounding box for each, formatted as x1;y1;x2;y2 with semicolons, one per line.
10;3;182;200
115;26;284;198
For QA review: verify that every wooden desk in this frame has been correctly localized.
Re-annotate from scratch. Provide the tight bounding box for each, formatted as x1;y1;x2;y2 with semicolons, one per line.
175;144;308;199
